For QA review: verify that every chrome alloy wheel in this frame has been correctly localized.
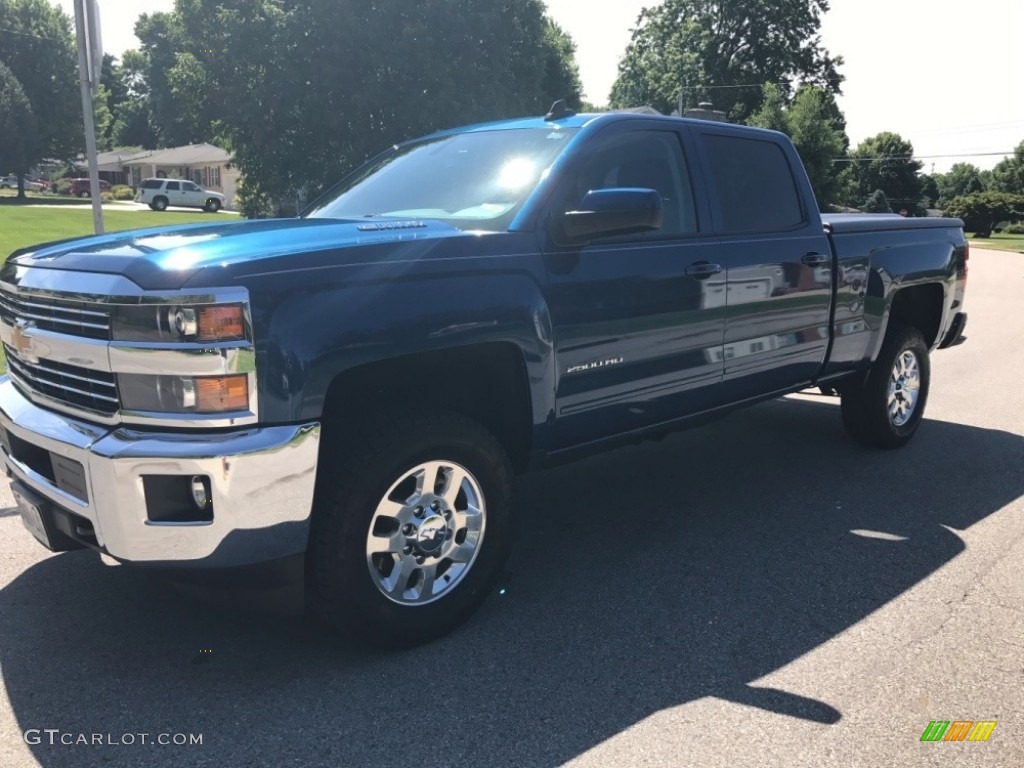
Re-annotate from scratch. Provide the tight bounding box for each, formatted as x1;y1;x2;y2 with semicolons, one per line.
887;350;921;427
365;460;486;606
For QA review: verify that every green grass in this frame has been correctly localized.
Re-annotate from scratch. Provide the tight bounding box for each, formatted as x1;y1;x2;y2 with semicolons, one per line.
968;233;1024;253
2;207;238;254
0;207;243;374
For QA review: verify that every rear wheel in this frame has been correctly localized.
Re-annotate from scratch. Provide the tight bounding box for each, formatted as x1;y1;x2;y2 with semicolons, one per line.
840;325;930;448
306;408;514;647
152;196;168;211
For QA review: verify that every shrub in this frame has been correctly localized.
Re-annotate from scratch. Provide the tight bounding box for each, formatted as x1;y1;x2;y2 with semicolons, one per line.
53;178;72;196
110;184;134;200
1005;223;1024;235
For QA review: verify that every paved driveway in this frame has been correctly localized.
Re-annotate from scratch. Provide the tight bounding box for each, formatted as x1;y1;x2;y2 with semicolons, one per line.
0;248;1021;768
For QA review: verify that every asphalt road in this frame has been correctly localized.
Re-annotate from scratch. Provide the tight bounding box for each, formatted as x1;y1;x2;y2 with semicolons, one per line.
1;247;1021;768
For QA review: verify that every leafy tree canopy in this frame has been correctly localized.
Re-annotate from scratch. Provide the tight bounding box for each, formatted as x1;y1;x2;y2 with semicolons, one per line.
989;140;1024;195
0;0;81;191
840;132;922;212
0;60;37;178
609;0;843;121
122;0;584;211
944;191;1024;237
933;162;985;206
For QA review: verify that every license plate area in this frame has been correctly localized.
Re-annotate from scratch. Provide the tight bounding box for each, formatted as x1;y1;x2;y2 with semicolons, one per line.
13;485;52;549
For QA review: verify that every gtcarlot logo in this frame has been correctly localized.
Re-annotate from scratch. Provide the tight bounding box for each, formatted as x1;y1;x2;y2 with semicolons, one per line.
23;729;203;746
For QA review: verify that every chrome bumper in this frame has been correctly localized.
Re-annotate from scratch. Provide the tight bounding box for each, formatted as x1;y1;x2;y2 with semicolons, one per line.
0;377;320;567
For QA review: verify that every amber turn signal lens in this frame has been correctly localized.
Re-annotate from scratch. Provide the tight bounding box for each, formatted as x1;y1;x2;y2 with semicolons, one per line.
195;375;249;412
197;305;245;341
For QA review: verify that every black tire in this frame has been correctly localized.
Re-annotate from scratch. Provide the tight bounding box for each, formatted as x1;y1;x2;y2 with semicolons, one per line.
148;203;158;211
840;325;930;449
306;408;514;648
204;198;221;213
152;196;168;211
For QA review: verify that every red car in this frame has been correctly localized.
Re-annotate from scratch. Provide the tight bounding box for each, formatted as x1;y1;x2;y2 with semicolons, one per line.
70;178;111;197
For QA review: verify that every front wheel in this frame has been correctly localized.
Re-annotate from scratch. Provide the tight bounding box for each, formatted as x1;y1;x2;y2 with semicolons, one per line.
204;198;221;213
306;408;514;647
840;325;930;448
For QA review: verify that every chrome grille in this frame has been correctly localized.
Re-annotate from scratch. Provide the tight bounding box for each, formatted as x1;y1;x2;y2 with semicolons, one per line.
3;343;119;416
0;288;111;340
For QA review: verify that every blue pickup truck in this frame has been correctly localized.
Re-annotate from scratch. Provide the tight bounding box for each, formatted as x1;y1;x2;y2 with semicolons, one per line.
0;108;967;646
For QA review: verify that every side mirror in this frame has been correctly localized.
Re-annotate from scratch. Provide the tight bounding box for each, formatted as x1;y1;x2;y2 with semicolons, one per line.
559;188;663;242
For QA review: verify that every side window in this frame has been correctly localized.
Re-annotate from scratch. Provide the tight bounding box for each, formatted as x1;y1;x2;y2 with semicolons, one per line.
184;181;200;191
141;179;162;189
165;181;180;191
701;134;805;233
565;130;698;237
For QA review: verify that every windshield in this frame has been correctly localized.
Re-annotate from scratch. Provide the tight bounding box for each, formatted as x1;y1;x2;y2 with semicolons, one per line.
303;127;578;232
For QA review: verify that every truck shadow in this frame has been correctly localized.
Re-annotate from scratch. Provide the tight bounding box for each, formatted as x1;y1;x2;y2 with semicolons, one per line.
1;397;1021;767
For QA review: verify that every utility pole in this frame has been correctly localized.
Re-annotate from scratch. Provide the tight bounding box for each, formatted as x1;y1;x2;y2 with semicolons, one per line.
73;0;104;234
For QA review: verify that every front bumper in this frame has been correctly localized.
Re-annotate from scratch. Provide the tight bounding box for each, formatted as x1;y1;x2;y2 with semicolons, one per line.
0;377;320;567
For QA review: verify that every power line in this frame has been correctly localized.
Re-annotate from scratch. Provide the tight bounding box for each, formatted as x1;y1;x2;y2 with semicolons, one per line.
833;151;1015;163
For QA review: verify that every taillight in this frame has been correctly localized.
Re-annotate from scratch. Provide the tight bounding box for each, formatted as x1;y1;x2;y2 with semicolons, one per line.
963;242;969;287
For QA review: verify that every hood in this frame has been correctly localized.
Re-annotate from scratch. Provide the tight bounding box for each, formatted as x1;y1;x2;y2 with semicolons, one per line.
4;217;466;290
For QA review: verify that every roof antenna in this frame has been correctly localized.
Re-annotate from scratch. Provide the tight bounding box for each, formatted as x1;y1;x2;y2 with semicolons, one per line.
545;99;576;121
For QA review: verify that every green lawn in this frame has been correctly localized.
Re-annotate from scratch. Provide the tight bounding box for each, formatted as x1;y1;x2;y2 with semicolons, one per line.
0;207;242;373
968;233;1024;253
2;207;238;254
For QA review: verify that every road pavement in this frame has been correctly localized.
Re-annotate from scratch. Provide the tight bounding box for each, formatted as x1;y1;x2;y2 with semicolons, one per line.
0;247;1021;768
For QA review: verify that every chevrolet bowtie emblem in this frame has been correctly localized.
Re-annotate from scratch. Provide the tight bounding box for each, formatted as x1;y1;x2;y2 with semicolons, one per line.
11;319;39;364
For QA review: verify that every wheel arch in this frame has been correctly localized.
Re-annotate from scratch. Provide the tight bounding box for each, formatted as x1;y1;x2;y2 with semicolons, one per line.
321;342;535;473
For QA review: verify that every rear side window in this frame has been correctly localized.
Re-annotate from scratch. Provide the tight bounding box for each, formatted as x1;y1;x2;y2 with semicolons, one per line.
701;134;805;233
141;179;163;189
165;181;180;191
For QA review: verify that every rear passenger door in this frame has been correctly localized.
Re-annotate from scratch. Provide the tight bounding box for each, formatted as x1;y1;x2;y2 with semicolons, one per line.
163;180;181;206
695;129;833;399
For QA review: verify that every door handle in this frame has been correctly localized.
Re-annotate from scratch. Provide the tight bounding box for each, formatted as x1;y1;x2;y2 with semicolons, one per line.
801;252;829;266
685;261;723;279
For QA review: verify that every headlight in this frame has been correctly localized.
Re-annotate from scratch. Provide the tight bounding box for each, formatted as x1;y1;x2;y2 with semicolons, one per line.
113;303;246;342
119;374;249;413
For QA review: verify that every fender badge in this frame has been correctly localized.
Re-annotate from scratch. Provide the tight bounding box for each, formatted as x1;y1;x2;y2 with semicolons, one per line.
566;357;624;375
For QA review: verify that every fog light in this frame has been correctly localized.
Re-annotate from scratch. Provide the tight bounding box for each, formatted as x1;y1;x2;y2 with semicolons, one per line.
191;476;210;509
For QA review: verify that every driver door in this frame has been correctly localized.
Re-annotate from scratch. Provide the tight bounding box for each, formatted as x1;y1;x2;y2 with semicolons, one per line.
542;124;727;449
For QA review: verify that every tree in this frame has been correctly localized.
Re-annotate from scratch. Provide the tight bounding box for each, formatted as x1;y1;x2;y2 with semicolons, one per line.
542;20;583;110
92;85;113;151
609;0;843;120
110;49;158;148
0;61;37;179
747;83;787;132
862;189;891;214
0;0;81;195
918;173;940;208
840;132;922;212
934;162;984;206
785;86;847;206
944;192;1024;237
160;0;585;210
746;83;848;207
989;140;1024;195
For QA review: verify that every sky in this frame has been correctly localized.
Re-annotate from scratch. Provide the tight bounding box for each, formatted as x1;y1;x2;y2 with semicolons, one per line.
60;0;1024;172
